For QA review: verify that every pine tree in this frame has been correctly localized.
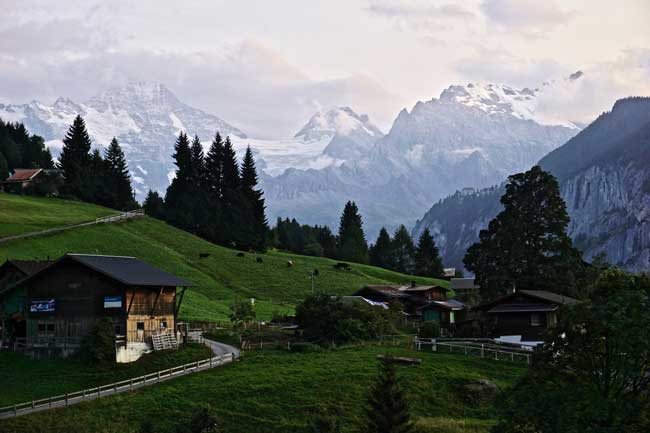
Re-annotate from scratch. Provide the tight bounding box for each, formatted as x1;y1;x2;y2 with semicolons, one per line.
58;115;93;200
365;358;412;433
143;190;165;219
164;132;194;231
0;152;8;180
89;149;108;206
414;229;444;278
337;201;369;264
240;146;268;251
204;132;225;243
220;136;242;247
189;135;205;184
464;165;584;300
391;225;415;274
104;137;135;210
370;228;394;270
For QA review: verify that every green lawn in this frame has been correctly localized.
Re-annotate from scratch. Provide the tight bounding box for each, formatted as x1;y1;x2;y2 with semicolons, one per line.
0;344;212;407
0;346;525;433
0;195;448;322
0;193;117;238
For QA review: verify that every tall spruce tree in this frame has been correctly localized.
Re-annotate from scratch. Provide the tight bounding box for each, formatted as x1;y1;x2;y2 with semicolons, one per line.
240;146;268;251
204;132;225;242
104;137;134;210
0;152;8;180
370;228;394;270
189;135;210;236
143;190;165;219
464;165;584;300
89;149;108;206
220;136;242;247
164;132;194;231
337;201;369;264
365;358;412;433
58;115;93;200
414;229;444;278
391;225;415;275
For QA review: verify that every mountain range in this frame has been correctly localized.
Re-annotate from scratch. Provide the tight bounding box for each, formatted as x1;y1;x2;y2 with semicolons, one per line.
1;74;595;244
413;97;650;272
263;79;580;236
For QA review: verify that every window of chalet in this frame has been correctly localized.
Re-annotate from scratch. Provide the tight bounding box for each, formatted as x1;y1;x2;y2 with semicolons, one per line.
160;321;168;330
136;322;145;331
37;322;55;336
530;313;542;327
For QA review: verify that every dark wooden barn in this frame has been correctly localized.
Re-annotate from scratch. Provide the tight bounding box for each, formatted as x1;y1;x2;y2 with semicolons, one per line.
4;253;193;362
354;283;452;319
0;259;54;348
475;290;579;342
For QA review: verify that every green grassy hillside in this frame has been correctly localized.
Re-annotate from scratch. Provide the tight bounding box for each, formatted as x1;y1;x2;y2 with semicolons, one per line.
0;347;524;433
0;193;117;238
0;194;448;321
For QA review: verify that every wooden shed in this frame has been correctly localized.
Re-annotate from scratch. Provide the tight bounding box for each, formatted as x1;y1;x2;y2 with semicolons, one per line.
9;253;193;361
475;290;579;342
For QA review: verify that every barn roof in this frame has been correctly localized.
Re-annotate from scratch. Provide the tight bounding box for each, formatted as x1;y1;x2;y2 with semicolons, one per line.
3;259;54;276
3;168;42;182
19;254;194;287
475;290;579;312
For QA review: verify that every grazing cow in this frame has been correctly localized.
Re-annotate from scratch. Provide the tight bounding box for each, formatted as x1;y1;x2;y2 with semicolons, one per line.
287;260;294;267
236;252;245;258
199;253;210;259
256;257;263;263
334;262;351;271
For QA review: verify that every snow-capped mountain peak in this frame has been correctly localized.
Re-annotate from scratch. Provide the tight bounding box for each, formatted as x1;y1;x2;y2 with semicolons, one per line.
294;106;383;143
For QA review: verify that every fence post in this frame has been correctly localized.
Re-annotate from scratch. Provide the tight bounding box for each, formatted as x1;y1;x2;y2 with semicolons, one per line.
65;393;68;407
13;405;17;417
158;371;161;382
481;344;484;358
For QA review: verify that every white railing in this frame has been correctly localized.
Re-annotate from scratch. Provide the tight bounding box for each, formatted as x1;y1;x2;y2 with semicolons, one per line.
0;350;238;419
415;338;532;365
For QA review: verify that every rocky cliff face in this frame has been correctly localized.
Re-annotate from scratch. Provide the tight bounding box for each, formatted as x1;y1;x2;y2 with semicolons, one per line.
413;97;650;272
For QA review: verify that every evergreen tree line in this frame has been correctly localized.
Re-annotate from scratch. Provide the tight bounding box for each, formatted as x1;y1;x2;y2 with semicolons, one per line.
270;201;444;276
0;119;54;179
145;132;268;252
58;115;137;210
270;201;370;263
370;226;445;278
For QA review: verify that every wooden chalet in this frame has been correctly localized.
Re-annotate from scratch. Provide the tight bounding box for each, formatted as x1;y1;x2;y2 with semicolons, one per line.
354;283;452;319
475;290;579;342
417;299;465;328
1;168;62;195
0;259;54;347
1;254;193;362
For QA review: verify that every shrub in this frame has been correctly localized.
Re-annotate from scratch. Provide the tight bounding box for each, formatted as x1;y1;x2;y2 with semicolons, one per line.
418;322;440;339
78;318;116;364
289;342;323;353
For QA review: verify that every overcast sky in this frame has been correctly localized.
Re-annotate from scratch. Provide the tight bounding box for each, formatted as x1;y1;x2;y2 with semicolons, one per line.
1;0;649;138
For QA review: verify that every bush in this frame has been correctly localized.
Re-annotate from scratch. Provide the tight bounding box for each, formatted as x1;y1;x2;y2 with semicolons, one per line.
78;318;116;364
418;322;440;339
289;342;323;353
295;294;395;347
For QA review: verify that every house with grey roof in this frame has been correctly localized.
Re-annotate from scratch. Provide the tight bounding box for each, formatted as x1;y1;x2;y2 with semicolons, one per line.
3;253;193;362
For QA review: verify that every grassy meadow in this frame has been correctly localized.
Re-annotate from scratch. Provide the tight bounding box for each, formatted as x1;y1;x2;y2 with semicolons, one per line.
0;344;213;408
0;345;525;433
0;193;448;322
0;193;117;238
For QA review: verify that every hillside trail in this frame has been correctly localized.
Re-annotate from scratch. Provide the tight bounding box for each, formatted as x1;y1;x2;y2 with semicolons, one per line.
0;209;144;244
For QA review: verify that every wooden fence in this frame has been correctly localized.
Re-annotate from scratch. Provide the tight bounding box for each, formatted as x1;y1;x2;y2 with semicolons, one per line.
415;338;532;364
0;351;237;419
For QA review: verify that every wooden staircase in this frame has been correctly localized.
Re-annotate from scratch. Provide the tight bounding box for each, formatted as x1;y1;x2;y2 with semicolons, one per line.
151;332;179;351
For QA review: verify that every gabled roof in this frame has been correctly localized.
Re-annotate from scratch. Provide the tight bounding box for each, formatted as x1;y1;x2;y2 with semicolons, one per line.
4;168;42;182
417;299;465;311
475;290;579;312
3;259;54;276
518;290;579;306
401;285;449;293
18;253;194;287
